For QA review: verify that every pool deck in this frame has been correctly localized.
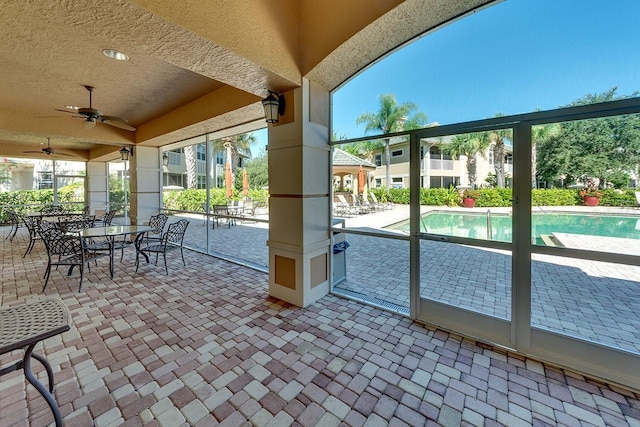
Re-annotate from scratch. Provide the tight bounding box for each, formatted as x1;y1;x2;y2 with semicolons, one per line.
553;232;640;255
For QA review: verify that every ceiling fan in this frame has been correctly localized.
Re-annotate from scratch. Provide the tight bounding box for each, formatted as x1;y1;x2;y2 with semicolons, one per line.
55;85;136;131
23;137;72;157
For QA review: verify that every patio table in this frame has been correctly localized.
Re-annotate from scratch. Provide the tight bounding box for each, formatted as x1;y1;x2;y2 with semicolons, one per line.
0;298;70;427
80;225;153;276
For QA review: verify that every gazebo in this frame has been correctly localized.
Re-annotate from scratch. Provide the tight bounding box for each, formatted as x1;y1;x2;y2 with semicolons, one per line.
332;148;377;199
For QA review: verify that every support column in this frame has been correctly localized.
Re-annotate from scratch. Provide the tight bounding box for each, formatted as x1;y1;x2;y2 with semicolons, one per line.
129;146;161;225
267;79;331;307
86;162;108;215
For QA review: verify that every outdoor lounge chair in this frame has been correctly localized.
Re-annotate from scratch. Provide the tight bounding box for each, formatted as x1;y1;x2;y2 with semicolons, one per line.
636;191;640;207
370;192;393;210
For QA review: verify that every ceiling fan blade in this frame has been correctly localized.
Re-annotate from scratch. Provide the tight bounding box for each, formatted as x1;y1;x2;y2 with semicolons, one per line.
54;109;80;115
100;116;136;131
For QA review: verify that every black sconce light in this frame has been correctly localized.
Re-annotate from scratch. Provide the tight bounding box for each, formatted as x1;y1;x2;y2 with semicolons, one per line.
120;146;134;161
261;91;285;123
162;152;169;166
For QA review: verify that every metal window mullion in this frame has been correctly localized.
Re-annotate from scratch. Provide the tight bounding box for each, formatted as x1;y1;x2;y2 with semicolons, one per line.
511;122;532;352
409;132;420;319
205;135;211;253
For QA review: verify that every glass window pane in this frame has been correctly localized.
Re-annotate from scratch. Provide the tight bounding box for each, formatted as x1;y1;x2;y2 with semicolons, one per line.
333;234;409;315
532;115;640;255
420;240;512;320
532;253;640;354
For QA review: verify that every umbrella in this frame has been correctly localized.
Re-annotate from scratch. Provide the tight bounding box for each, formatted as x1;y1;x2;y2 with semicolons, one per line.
242;168;249;197
225;162;233;198
357;165;365;194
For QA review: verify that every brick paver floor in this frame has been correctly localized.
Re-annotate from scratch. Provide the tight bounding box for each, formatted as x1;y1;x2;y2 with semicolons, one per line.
1;226;640;426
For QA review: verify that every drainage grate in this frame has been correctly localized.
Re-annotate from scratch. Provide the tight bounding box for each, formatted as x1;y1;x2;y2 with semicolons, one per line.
333;288;410;316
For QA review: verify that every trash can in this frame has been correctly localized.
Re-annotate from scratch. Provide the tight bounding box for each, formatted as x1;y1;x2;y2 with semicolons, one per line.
332;233;349;284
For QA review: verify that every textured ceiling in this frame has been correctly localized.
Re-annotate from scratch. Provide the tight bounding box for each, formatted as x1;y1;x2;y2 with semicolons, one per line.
0;0;494;162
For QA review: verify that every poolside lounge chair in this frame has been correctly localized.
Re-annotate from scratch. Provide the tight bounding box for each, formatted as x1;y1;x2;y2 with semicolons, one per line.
370;192;393;210
636;191;640;208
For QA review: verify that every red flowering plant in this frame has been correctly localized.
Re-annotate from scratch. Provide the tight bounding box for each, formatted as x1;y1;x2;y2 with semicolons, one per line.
579;179;602;198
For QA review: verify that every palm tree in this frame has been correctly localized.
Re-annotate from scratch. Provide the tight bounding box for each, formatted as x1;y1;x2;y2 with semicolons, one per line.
484;114;512;189
356;94;427;188
213;133;256;184
442;133;490;188
531;123;560;188
183;145;197;189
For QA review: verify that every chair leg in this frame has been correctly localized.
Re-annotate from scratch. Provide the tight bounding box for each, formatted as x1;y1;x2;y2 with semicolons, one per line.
9;226;18;241
23;238;34;257
180;246;186;266
42;264;52;292
78;263;84;292
163;252;168;275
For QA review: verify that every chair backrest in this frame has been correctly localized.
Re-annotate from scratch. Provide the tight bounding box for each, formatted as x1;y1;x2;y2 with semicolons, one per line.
165;219;189;245
59;215;92;232
149;213;168;234
5;209;18;225
336;194;349;205
42;205;66;215
103;210;117;226
370;193;379;203
38;225;82;257
21;214;39;234
201;202;209;213
213;205;229;214
83;206;91;216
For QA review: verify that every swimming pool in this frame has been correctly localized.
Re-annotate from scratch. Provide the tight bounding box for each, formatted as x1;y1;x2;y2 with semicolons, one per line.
390;211;640;243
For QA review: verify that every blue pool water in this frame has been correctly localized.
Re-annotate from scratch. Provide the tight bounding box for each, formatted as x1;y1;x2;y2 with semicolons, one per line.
391;211;640;243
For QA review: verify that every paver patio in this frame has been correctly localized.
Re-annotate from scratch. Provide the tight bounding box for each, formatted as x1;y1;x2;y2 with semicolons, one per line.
1;223;640;426
167;205;640;354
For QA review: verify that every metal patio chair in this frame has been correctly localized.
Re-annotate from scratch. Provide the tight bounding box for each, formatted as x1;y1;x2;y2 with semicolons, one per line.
136;219;189;274
38;225;109;292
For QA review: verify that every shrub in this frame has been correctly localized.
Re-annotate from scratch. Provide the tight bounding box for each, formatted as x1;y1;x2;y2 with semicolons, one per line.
532;189;580;206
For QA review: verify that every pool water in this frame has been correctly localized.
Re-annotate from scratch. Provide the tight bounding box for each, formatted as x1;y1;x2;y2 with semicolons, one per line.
391;211;640;244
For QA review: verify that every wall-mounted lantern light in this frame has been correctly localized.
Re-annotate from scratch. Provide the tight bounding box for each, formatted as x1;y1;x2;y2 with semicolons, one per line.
162;152;169;166
120;146;134;161
261;91;285;123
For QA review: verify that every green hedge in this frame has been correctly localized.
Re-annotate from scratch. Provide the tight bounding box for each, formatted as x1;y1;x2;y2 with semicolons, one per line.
162;188;269;212
371;187;639;208
0;189;79;223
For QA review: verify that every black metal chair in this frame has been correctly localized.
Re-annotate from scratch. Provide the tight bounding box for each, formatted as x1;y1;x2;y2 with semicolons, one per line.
38;225;109;292
93;210;117;227
4;209;21;241
136;219;189;274
41;205;66;215
58;214;93;233
21;214;42;257
144;213;169;243
213;205;235;228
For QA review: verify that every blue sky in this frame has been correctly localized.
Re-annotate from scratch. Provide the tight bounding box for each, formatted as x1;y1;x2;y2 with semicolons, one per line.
331;0;640;139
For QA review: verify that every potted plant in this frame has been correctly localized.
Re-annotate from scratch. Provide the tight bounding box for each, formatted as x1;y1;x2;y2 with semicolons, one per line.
461;189;479;208
580;184;602;206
